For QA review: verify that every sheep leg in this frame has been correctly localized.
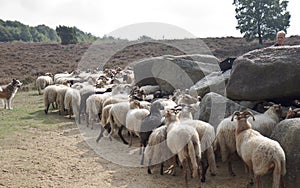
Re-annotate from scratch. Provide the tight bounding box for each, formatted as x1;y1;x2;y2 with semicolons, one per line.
45;104;50;114
201;159;209;182
118;126;128;145
147;157;152;174
255;175;261;188
182;159;189;188
160;163;164;175
280;175;285;188
228;153;236;176
244;162;254;186
96;126;105;143
128;132;133;147
141;146;146;165
206;147;217;176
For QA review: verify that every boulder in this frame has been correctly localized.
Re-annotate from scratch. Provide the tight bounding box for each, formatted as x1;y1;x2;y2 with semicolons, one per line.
198;92;257;130
226;45;300;101
189;70;230;97
133;54;220;95
270;118;300;188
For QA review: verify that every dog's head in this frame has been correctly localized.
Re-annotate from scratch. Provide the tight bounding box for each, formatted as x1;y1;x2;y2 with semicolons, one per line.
12;79;23;88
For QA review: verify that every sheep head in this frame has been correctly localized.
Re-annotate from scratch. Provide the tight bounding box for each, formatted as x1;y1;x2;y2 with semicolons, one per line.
285;107;300;119
231;110;255;121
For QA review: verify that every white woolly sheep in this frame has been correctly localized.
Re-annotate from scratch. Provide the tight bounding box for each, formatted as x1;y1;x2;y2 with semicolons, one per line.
139;85;160;95
55;84;69;115
215;104;283;176
107;101;131;145
125;100;150;147
178;105;217;178
64;87;81;121
43;85;60;114
96;103;114;143
145;125;173;175
232;110;286;188
36;75;53;95
165;109;202;188
86;92;111;129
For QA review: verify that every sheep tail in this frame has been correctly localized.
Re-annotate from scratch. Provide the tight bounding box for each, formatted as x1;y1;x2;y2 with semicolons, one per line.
273;158;286;188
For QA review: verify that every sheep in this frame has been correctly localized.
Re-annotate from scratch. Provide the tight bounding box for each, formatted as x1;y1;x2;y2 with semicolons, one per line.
248;104;283;137
43;85;60;114
78;85;95;124
125;100;150;147
165;109;202;188
140;101;164;165
145;125;173;175
36;75;53;95
64;87;81;119
55;84;69;115
214;104;283;176
232;110;286;188
96;104;114;143
139;85;160;95
178;105;217;178
85;92;111;129
107;101;131;145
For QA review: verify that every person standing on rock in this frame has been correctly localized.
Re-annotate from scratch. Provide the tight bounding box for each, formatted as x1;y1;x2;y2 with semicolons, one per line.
273;30;286;46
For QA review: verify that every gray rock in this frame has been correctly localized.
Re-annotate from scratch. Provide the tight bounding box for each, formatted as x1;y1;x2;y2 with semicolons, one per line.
133;54;220;95
198;92;256;130
226;45;300;101
189;70;230;97
270;118;300;188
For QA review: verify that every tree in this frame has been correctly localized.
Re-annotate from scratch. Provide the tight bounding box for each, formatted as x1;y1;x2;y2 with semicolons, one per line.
233;0;290;45
56;25;78;45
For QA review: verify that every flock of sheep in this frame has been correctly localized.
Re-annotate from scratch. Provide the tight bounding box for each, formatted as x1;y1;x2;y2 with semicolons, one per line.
35;67;297;188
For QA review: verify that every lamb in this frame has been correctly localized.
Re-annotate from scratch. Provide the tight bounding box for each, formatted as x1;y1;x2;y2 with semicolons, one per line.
36;75;53;95
125;100;150;147
178;105;217;178
165;109;202;188
214;104;283;176
232;110;286;188
140;101;164;165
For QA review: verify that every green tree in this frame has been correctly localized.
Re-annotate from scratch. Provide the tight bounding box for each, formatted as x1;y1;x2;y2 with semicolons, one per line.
56;25;78;45
233;0;290;45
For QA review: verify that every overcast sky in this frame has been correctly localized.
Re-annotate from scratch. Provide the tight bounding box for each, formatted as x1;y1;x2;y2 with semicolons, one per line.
0;0;299;40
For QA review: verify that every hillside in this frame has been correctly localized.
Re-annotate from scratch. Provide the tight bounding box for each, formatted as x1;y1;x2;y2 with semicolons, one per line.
0;36;299;86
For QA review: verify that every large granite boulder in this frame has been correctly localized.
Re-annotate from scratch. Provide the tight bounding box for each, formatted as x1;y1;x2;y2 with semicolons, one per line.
189;70;230;98
226;45;300;101
133;54;220;95
270;118;300;188
198;92;257;130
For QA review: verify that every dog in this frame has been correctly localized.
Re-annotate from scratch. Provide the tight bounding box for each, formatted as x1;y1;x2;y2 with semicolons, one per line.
0;79;23;109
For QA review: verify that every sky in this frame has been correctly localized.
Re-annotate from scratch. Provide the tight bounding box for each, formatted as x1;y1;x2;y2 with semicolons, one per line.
0;0;299;40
